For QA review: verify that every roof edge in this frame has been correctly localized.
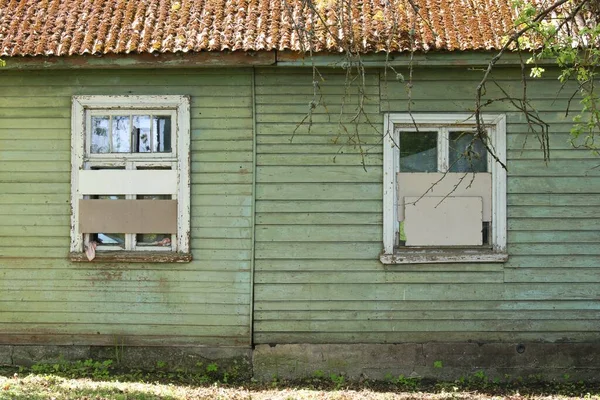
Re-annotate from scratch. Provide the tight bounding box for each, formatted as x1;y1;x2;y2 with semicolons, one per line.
0;50;557;70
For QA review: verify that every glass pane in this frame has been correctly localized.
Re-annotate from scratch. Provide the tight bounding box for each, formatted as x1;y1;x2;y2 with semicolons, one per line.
136;194;172;247
153;116;172;153
133;115;152;153
92;195;125;249
91;116;110;153
449;131;488;172
399;131;438;172
112;116;131;153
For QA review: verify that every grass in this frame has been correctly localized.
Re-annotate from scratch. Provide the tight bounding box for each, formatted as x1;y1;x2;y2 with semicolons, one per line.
1;365;599;400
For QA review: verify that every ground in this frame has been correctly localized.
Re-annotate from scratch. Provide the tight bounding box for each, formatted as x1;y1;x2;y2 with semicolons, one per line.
1;365;599;400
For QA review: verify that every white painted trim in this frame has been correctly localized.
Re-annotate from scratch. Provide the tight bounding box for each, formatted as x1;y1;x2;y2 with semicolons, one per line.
176;96;191;253
70;95;191;257
381;113;507;263
382;114;398;254
70;98;85;252
78;170;178;195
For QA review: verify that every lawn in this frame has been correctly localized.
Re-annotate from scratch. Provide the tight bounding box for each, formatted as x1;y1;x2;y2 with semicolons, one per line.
1;372;599;400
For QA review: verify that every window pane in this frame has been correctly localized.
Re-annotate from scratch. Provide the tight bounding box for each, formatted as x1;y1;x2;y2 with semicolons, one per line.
112;116;131;153
449;131;488;172
91;116;110;153
153;116;172;153
399;131;438;172
136;194;172;247
133;115;152;153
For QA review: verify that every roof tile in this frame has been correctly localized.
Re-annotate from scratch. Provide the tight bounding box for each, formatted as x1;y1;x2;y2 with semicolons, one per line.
0;0;544;57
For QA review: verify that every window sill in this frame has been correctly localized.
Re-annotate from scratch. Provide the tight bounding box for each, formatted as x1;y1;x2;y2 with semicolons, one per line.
69;251;193;263
380;248;508;264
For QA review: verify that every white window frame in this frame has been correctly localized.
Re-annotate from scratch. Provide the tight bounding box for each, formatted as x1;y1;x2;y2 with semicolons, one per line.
70;95;191;259
381;113;507;264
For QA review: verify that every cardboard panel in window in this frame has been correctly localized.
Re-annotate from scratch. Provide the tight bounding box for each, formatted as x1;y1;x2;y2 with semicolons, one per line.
79;199;177;233
397;172;491;221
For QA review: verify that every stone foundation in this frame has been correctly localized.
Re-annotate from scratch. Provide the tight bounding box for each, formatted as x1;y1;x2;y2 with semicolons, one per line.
1;343;599;382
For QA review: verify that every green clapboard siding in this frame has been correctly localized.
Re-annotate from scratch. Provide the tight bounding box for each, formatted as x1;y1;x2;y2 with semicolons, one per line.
0;69;254;347
253;66;600;344
1;64;599;348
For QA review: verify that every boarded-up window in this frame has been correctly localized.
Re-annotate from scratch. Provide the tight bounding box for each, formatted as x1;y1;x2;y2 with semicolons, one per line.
70;96;191;259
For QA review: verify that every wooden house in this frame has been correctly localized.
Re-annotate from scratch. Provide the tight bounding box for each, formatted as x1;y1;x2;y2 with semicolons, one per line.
0;0;598;380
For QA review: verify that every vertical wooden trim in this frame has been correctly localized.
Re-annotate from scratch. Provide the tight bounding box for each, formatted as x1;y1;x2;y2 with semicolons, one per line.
249;67;257;347
177;96;191;253
382;114;397;254
438;127;449;172
70;98;85;253
491;114;507;252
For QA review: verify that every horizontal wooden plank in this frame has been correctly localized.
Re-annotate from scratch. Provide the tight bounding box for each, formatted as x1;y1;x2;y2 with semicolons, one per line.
79;170;177;195
255;331;600;344
257;134;381;145
257;123;383;136
254;319;600;332
0;333;249;347
1;289;249;304
0;301;248;315
507;255;600;268
257;144;383;154
0;312;249;326
0;258;251;271
255;259;503;272
256;183;381;200
256;213;381;225
190;140;252;152
192;227;252;239
257;153;382;166
255;242;381;259
0;151;70;161
2;280;249;293
509;218;600;231
0;215;69;226
255;283;598;301
508;177;600;193
509;243;600;256
256;225;380;242
508;206;599;218
257;166;380;183
191;172;252;185
191;183;252;195
256;200;382;213
254;309;600;321
0;268;249;282
0;323;249;337
508;231;600;243
254;299;600;312
508;194;600;206
504;268;600;283
255;271;502;284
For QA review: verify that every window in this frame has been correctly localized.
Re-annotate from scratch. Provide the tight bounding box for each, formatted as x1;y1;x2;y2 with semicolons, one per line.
69;96;191;262
381;113;507;264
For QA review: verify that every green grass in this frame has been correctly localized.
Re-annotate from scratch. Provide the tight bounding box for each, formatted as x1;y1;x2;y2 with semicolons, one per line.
1;364;599;400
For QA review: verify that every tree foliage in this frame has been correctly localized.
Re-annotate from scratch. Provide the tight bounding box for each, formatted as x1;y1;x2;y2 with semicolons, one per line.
289;0;600;164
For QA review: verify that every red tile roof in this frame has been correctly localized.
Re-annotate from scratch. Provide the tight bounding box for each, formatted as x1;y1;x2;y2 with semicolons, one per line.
0;0;519;57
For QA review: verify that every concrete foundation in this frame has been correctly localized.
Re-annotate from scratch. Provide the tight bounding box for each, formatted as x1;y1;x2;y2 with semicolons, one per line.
1;343;599;382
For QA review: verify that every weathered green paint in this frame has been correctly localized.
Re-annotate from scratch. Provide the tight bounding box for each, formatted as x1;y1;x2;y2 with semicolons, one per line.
253;66;600;344
0;61;598;349
0;68;254;346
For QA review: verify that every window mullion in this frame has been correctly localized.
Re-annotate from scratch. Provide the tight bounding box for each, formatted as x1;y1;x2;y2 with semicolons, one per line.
438;128;449;172
125;161;135;251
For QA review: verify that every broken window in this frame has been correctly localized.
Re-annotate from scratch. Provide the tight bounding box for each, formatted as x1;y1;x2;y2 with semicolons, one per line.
382;114;507;264
70;96;191;261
